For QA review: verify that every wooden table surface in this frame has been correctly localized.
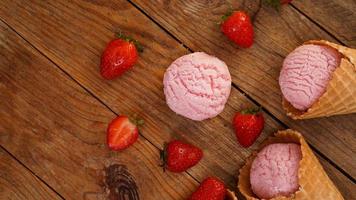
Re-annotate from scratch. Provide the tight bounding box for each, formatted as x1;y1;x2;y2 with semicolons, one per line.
0;0;355;199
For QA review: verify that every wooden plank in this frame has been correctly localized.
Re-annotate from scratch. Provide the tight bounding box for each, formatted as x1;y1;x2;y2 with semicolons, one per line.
0;21;198;199
0;0;353;198
292;0;356;47
0;148;62;200
129;0;356;177
0;0;286;186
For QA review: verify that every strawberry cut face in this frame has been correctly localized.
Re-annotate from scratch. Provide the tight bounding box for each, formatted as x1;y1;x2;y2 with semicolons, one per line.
107;116;139;151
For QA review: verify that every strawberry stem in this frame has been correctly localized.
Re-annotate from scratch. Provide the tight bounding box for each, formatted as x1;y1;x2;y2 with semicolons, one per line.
218;5;233;25
221;8;233;21
128;114;145;126
136;119;144;126
116;31;144;53
241;107;262;114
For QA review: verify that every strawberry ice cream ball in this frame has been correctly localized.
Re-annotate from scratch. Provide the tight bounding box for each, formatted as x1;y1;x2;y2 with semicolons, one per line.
279;44;341;111
163;52;232;121
250;143;302;199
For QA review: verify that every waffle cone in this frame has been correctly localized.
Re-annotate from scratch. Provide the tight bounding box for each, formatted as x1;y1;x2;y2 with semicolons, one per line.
238;129;343;200
226;189;238;200
283;40;356;119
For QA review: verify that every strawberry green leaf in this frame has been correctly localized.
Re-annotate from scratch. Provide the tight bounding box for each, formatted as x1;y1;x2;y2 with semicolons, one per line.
128;114;145;126
221;9;233;22
241;107;262;115
116;31;144;53
218;5;234;25
136;119;145;126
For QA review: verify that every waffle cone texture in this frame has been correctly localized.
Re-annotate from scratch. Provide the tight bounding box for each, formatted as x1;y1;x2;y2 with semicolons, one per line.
238;129;344;200
226;189;238;200
283;40;356;119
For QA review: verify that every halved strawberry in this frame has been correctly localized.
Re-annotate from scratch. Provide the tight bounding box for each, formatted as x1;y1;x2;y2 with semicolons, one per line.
106;115;144;151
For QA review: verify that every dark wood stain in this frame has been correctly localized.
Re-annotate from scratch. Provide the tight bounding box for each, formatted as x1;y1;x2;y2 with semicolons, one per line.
105;164;140;200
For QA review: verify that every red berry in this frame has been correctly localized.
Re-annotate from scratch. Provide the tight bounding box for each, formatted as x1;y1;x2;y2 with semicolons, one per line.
233;108;265;148
221;11;254;48
161;140;203;173
100;38;138;79
106;115;143;151
189;177;226;200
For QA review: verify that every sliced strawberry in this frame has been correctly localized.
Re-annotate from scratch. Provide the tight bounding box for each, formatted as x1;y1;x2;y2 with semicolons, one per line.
106;115;143;151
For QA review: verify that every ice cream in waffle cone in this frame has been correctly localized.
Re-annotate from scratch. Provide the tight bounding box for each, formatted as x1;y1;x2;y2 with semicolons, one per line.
238;129;344;200
280;40;356;119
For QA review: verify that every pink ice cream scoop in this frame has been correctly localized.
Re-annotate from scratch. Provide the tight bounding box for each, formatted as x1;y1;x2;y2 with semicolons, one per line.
163;52;232;121
250;143;302;199
279;44;341;110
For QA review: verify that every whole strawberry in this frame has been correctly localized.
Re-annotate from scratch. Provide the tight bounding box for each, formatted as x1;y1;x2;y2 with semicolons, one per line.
233;107;264;147
106;115;144;151
100;33;143;80
160;140;203;173
188;177;226;200
221;11;254;48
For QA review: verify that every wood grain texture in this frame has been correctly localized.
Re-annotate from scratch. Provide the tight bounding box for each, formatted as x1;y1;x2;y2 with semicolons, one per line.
0;0;283;186
316;155;356;200
293;0;356;47
129;0;356;177
0;148;62;200
0;0;354;199
0;20;198;200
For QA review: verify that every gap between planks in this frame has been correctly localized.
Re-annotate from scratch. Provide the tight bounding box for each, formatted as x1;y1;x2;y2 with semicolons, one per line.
125;0;356;183
0;4;353;199
289;3;346;46
0;145;66;200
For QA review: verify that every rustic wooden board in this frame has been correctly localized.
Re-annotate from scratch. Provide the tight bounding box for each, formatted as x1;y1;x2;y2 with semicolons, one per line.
0;20;198;200
0;0;284;187
293;0;356;47
0;148;62;200
130;0;356;177
0;0;354;199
